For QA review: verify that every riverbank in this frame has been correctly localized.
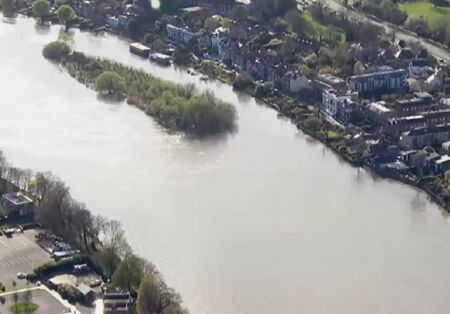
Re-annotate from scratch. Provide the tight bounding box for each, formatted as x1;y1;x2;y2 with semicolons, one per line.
0;148;188;314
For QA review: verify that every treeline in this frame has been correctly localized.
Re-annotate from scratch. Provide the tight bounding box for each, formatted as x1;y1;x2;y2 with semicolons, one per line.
0;150;187;314
359;0;407;25
43;41;237;136
356;0;450;47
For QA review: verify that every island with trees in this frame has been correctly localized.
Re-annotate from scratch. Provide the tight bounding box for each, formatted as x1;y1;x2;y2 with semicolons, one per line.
42;40;237;136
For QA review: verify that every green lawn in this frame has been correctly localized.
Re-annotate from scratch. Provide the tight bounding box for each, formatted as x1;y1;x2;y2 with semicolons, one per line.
302;12;346;42
10;303;38;314
400;1;450;28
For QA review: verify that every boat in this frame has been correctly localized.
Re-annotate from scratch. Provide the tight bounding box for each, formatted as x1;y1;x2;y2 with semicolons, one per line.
149;52;172;66
200;75;209;81
129;42;151;58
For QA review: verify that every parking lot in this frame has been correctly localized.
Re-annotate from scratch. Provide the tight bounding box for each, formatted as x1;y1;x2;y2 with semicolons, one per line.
0;229;52;285
0;288;71;314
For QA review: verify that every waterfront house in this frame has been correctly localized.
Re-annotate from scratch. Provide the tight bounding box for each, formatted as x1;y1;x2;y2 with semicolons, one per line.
2;192;33;217
348;69;408;94
322;89;358;123
400;123;450;149
166;24;202;45
433;155;450;174
210;27;230;62
104;291;133;314
280;71;311;93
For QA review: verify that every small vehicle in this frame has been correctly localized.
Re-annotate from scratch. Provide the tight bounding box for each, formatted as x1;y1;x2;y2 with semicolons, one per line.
17;272;26;280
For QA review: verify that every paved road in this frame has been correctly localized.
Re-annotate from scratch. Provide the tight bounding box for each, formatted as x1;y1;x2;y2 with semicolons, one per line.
320;0;450;61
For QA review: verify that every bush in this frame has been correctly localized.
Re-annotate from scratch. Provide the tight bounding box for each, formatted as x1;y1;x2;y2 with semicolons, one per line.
33;254;88;277
42;41;71;61
233;72;254;91
95;71;126;98
57;284;83;303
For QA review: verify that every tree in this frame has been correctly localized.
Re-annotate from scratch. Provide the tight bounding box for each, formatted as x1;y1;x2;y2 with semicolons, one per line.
42;41;71;61
204;16;220;32
232;5;247;22
274;0;296;16
111;254;149;291
1;0;15;17
32;0;50;23
137;274;161;314
285;10;306;36
11;280;18;310
56;4;75;31
303;117;322;132
430;0;440;8
95;71;126;98
162;303;188;314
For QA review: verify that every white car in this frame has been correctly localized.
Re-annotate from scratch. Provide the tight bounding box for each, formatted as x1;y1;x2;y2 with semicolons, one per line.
16;272;26;280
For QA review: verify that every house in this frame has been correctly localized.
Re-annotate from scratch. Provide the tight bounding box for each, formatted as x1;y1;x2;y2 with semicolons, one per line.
426;65;450;92
104;291;133;314
181;6;214;24
366;101;394;125
386;115;426;137
314;74;347;91
322;89;358;123
400;123;450;149
77;284;96;305
2;192;34;216
278;71;310;93
210;27;230;62
395;48;415;62
195;0;235;14
409;58;432;79
166;24;202;45
433;154;450;173
392;96;432;117
348;69;408;94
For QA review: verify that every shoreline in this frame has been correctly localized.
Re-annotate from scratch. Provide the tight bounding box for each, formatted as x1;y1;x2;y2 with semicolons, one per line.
77;21;450;214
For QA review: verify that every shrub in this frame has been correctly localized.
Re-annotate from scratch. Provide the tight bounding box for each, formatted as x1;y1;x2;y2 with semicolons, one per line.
42;41;71;61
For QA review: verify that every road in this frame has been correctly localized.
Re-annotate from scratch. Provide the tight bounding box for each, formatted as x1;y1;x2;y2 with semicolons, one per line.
319;0;450;61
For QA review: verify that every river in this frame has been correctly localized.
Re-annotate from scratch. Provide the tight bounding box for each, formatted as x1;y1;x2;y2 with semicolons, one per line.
1;16;450;314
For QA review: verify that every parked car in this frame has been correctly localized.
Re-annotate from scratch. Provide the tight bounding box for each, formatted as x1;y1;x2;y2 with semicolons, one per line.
17;272;26;280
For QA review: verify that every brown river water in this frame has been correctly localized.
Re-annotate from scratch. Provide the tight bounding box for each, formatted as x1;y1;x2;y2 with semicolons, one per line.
1;15;450;314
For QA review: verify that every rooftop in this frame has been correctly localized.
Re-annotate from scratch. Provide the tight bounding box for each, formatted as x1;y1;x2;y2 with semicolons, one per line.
349;69;406;80
435;155;450;165
368;101;391;114
3;192;33;205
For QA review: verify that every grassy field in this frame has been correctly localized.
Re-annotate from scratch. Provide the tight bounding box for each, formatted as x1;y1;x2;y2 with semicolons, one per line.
400;1;450;28
302;12;346;42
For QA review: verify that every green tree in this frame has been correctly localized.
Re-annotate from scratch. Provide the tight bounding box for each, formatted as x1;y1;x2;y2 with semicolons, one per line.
162;303;188;314
56;4;75;31
232;5;247;22
32;0;50;23
42;41;71;61
111;255;146;291
1;0;15;17
95;71;126;97
274;0;296;16
137;274;161;314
